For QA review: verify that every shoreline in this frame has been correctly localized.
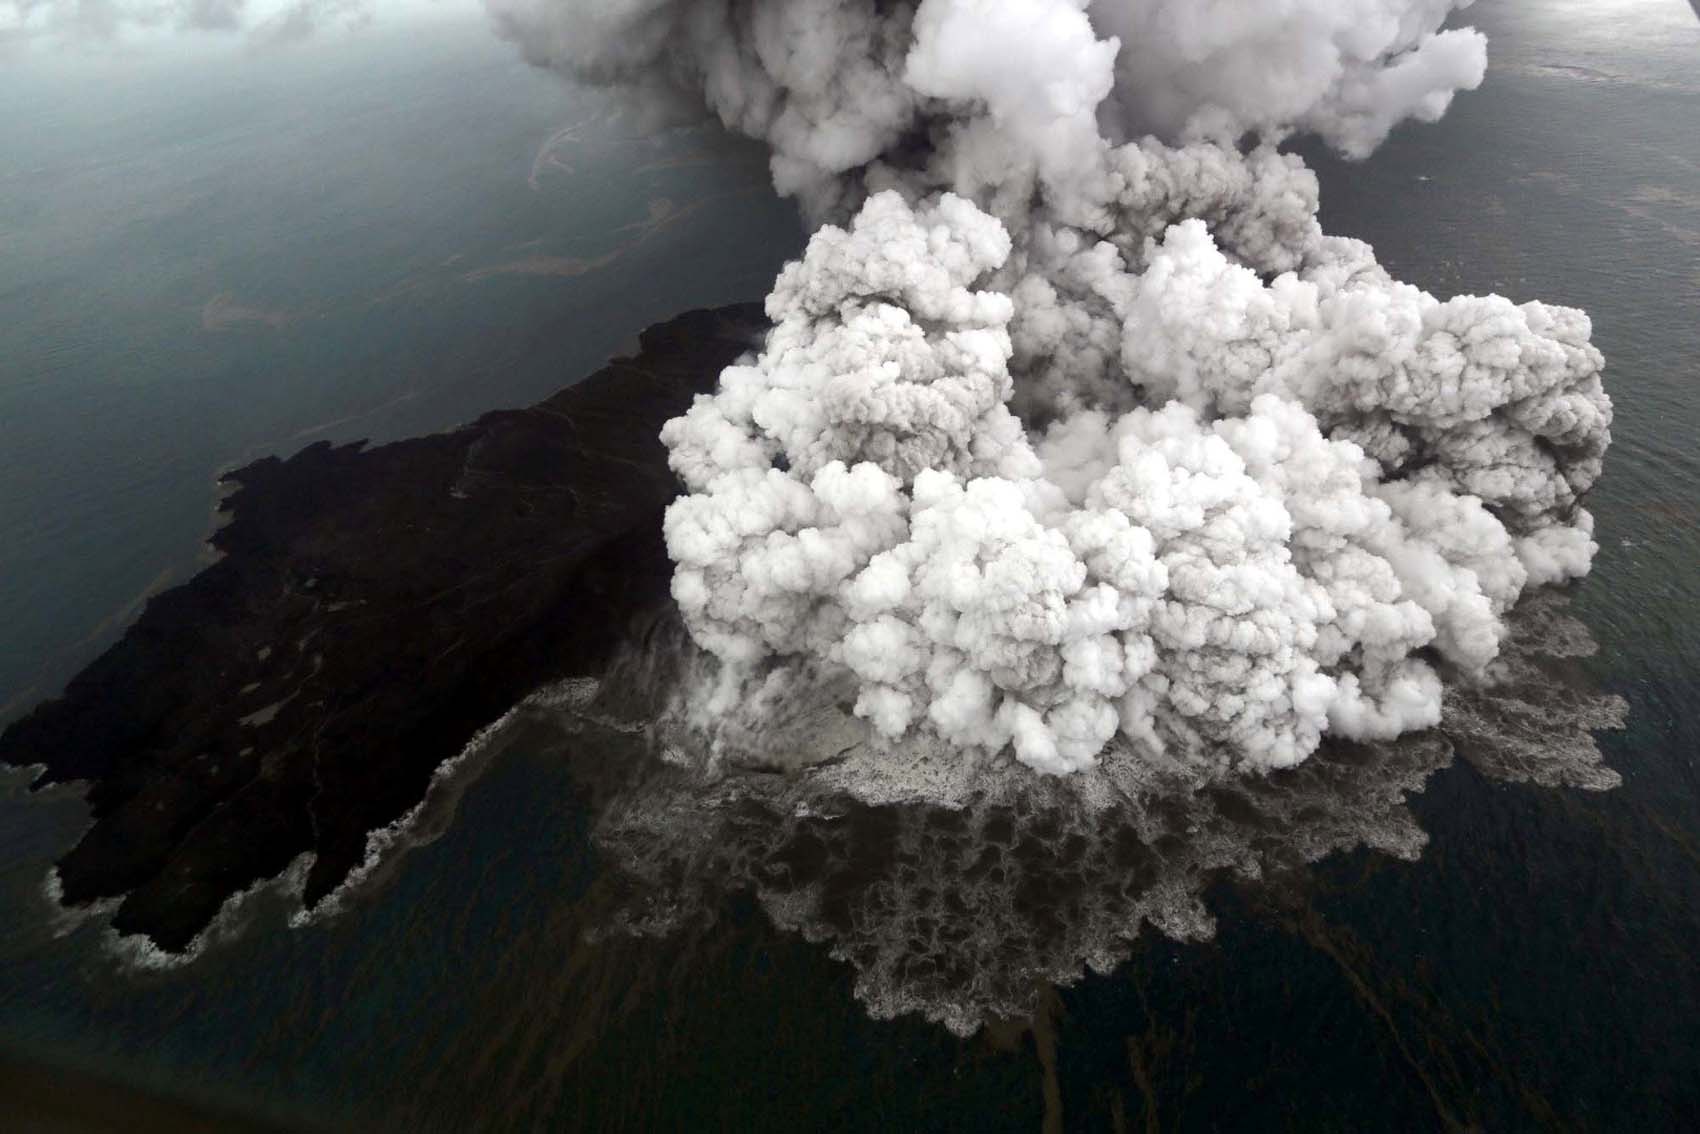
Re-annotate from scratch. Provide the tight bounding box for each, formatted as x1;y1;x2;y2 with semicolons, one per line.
0;303;766;953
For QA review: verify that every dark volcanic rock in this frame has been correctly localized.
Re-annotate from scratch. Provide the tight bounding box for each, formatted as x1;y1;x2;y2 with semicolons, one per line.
0;303;766;952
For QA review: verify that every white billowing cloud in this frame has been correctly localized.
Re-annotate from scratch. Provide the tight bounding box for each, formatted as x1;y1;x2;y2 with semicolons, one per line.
659;189;1605;780
661;191;1029;506
1114;219;1610;539
905;0;1117;185
493;0;1611;782
1090;0;1487;157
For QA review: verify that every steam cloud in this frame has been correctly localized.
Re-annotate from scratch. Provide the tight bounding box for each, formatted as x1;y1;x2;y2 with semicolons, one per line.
492;0;1611;780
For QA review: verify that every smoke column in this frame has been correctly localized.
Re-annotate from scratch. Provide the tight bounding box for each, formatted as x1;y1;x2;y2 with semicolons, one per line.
490;0;1612;779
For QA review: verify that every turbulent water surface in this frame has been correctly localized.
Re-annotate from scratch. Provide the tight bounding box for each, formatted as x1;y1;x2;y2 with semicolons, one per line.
2;2;1699;1129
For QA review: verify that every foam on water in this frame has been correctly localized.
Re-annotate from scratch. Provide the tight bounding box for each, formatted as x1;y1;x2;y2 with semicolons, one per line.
40;867;122;942
104;854;315;972
290;677;602;929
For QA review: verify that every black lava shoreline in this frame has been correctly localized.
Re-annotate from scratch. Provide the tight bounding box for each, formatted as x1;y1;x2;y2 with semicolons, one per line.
0;304;766;952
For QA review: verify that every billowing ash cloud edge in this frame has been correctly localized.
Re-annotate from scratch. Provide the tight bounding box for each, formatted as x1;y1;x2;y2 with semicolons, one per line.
491;0;1611;783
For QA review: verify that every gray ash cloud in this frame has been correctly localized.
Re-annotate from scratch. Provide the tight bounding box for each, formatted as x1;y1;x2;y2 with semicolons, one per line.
494;0;1611;780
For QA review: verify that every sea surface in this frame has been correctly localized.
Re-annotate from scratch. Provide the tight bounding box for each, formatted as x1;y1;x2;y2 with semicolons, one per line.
1;1;1698;1129
0;18;804;719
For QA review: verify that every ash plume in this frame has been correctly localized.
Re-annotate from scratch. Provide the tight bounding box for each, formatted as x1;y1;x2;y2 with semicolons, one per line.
492;0;1612;781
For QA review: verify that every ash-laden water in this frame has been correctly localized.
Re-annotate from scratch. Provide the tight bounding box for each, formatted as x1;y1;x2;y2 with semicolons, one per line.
565;591;1621;1035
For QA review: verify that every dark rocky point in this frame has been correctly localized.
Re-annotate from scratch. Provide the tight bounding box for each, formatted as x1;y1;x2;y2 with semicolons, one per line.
0;304;766;953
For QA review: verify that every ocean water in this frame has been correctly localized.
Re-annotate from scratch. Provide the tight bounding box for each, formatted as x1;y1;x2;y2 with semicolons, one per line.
1;2;1699;1130
0;19;804;720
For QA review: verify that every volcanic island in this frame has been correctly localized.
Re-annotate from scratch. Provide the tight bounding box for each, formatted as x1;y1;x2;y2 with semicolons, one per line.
0;304;766;952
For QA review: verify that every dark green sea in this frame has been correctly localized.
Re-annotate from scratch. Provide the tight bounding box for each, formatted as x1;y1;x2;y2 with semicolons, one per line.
1;2;1697;1129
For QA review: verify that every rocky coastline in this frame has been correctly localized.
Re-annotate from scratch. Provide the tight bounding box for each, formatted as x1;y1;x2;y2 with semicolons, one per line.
0;304;765;952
